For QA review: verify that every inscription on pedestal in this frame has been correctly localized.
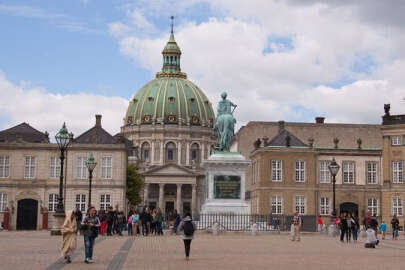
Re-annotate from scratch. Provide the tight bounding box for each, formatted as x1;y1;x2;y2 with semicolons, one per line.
214;175;241;199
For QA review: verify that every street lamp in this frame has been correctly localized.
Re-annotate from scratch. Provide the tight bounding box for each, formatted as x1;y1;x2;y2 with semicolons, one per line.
55;123;73;213
85;153;97;208
328;158;340;218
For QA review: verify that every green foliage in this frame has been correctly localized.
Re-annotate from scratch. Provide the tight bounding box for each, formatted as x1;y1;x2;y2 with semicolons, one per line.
126;164;144;205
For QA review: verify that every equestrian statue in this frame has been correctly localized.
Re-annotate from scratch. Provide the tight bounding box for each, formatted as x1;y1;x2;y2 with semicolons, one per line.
214;92;237;152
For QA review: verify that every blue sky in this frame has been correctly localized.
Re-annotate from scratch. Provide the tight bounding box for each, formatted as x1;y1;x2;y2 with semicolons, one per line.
0;0;404;136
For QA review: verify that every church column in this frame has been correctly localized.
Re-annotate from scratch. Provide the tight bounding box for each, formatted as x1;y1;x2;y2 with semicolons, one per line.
160;141;164;165
201;142;205;161
151;141;155;164
176;184;182;214
186;142;190;166
159;183;165;212
177;141;182;165
191;184;197;218
143;183;150;205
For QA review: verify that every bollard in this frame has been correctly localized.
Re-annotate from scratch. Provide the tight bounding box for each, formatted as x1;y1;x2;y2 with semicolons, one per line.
251;223;258;236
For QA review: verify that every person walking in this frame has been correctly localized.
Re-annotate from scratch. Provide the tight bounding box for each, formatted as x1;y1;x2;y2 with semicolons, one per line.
151;209;157;235
117;211;125;236
61;210;77;264
352;215;359;242
178;213;195;260
317;216;323;232
99;210;107;236
106;206;114;236
173;210;181;234
346;213;353;243
291;212;301;242
140;207;151;236
380;221;387;240
81;206;100;264
340;213;348;242
391;215;399;240
132;210;140;236
156;208;164;235
127;213;133;236
75;206;82;236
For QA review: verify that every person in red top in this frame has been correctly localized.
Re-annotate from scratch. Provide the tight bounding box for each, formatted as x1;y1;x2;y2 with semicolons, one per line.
317;216;323;232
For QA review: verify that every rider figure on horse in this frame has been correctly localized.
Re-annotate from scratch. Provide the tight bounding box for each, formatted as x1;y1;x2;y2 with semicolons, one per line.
215;92;237;152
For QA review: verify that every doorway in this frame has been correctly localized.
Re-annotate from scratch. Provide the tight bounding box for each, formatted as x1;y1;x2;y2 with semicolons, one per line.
339;202;358;217
183;202;191;215
165;201;174;215
17;199;38;230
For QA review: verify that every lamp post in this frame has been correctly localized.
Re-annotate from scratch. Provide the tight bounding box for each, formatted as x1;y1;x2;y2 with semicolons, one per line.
55;123;73;213
85;153;97;208
328;158;340;218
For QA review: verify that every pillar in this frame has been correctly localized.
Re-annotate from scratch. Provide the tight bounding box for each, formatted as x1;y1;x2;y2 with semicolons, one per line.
186;142;190;165
160;141;164;165
159;183;165;212
176;184;182;214
191;184;197;218
178;141;182;165
201;143;205;161
151;141;155;164
144;183;149;205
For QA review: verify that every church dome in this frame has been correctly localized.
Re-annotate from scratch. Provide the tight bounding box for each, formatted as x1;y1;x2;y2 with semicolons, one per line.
124;32;215;127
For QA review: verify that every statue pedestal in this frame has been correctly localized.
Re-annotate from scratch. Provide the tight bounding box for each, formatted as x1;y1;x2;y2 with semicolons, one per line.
50;212;65;236
201;152;250;214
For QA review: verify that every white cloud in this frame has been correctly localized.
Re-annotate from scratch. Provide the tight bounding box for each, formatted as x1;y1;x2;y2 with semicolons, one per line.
129;9;156;33
108;22;130;37
0;72;128;138
108;1;405;126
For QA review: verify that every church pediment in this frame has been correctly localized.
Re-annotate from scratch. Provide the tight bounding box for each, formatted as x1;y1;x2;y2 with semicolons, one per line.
142;163;201;176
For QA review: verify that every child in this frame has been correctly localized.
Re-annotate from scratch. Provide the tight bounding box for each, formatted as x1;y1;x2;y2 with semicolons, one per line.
379;221;387;240
365;227;379;248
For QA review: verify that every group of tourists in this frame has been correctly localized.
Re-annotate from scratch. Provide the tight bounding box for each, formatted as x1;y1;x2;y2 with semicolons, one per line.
60;206;195;264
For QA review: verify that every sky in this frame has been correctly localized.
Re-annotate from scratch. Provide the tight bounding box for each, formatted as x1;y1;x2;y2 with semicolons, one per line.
1;0;405;138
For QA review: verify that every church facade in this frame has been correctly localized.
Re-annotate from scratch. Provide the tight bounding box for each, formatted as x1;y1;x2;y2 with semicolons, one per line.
120;31;216;217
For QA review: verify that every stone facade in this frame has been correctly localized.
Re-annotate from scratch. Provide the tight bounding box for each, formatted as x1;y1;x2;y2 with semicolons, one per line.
0;116;128;230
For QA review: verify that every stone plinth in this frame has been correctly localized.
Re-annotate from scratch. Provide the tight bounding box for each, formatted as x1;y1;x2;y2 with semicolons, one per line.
50;212;65;236
201;152;250;214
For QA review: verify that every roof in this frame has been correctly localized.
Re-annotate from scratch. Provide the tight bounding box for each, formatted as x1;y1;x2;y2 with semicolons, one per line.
74;115;119;144
266;129;308;147
0;123;49;143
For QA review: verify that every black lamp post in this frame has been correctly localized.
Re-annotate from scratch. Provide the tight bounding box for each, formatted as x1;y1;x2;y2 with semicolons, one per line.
85;153;97;208
328;158;340;218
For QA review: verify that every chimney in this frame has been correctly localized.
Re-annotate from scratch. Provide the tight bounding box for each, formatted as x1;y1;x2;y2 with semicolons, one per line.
315;117;325;124
278;120;285;133
95;114;102;127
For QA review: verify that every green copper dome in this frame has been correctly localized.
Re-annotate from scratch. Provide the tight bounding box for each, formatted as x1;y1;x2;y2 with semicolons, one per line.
124;33;215;127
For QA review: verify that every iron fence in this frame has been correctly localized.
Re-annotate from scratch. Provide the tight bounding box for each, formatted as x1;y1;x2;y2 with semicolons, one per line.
195;213;317;232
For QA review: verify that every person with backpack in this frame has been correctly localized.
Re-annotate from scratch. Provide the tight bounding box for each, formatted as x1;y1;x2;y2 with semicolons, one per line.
391;215;399;240
178;213;195;260
81;206;100;264
127;213;133;236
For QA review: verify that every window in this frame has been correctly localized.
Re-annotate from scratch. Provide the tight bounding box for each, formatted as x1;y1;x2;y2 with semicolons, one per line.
0;193;7;212
392;197;403;216
393;161;403;183
295;195;306;214
166;142;176;162
319;161;331;183
295;160;305;182
50;157;61;178
320;197;330;215
76;156;88;179
100;194;111;210
190;143;199;162
271;160;283;182
24;156;35;178
101;156;112;179
0;156;10;178
366;162;378;184
48;194;58;212
392;136;403;146
141;142;150;162
271;195;283;214
342;161;355;184
367;198;378;216
76;194;86;212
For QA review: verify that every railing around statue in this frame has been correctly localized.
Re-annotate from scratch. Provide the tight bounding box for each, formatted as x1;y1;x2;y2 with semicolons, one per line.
195;214;317;232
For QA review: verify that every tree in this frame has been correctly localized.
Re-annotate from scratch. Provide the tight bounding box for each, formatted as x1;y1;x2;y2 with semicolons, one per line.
126;164;144;206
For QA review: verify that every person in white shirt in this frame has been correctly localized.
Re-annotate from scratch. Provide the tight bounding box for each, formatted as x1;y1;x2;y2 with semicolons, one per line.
365;227;379;248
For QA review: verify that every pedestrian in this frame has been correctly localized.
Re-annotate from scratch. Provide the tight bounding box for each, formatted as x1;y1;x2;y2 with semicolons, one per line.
132;210;140;236
317;216;323;232
117;211;125;236
106;206;114;236
151;209;157;235
352;214;359;242
379;221;387;240
127;213;133;236
156;208;164;235
391;215;399;240
75;206;82;236
99;210;107;236
291;212;301;242
112;205;119;235
346;213;353;243
340;213;348;242
178;212;195;260
61;210;77;264
173;209;181;234
81;206;100;264
365;226;379;248
370;214;379;238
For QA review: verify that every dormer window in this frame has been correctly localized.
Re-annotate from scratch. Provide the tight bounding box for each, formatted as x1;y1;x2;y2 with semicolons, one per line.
133;98;138;103
127;116;133;124
169;97;175;103
190;98;195;104
148;97;154;103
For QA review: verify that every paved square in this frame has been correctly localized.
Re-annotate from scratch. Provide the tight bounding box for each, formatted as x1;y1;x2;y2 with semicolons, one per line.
0;231;404;270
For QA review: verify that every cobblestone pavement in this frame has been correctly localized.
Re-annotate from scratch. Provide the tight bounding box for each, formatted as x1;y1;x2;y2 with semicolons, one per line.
1;231;405;270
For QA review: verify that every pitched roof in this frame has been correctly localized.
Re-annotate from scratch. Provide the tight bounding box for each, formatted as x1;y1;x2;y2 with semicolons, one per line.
0;123;49;143
74;115;117;144
266;129;308;147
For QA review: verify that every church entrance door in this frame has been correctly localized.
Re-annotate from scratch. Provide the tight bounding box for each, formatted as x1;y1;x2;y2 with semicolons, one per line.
339;202;358;217
17;199;38;230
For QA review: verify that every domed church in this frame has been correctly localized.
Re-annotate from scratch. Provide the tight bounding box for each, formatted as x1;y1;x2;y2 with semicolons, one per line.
121;27;216;217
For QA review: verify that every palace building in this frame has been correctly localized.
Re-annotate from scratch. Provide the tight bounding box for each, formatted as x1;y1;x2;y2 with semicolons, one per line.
231;106;405;227
0;115;129;230
120;30;216;217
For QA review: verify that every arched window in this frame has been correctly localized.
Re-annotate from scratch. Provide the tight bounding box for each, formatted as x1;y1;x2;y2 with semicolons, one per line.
170;56;173;64
141;142;150;162
190;143;200;163
165;142;176;163
174;56;177;64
